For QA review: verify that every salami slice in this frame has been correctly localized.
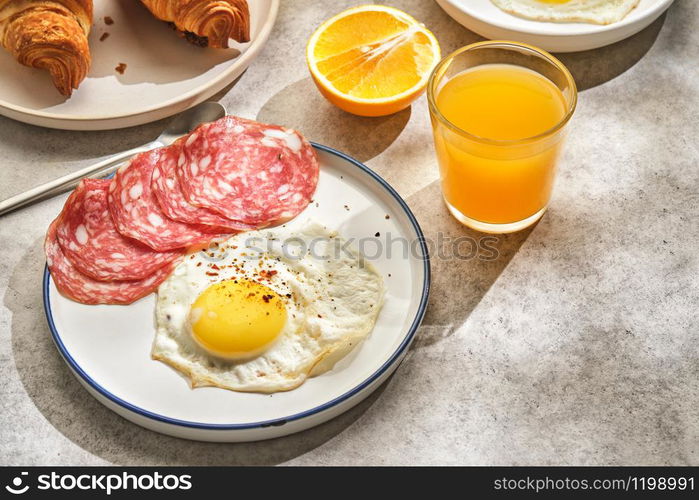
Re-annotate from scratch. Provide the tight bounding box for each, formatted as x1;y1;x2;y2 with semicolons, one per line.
56;178;182;281
109;148;228;251
178;116;319;226
45;218;172;305
151;142;254;232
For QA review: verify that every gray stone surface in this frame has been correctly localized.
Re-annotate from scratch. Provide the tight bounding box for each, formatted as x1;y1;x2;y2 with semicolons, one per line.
1;0;697;465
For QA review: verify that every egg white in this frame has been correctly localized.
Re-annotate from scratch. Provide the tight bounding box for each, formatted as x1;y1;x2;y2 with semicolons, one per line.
152;221;385;393
491;0;641;25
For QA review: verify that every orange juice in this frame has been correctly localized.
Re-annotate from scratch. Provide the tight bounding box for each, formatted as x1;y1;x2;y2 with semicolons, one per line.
431;63;570;228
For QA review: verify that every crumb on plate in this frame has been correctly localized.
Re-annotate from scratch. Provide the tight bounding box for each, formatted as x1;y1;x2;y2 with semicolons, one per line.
115;63;127;75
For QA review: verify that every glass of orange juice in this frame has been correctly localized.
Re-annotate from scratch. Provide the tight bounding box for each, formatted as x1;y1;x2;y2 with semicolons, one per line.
427;41;577;233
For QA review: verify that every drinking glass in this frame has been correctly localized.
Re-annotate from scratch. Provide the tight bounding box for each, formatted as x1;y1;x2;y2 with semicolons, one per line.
427;41;577;233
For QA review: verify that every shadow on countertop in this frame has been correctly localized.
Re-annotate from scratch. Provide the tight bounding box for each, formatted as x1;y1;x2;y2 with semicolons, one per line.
5;236;389;466
0;115;168;164
257;78;411;163
556;12;668;91
406;181;535;350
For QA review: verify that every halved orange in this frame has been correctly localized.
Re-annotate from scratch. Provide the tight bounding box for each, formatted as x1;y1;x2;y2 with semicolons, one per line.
306;5;441;117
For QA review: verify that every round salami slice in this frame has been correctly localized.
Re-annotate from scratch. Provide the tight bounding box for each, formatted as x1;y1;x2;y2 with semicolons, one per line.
56;178;182;281
178;116;319;226
151;142;254;232
109;148;228;252
45;218;172;305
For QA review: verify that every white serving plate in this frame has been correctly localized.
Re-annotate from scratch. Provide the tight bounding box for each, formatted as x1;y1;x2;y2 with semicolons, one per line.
435;0;674;52
0;0;278;130
43;145;431;442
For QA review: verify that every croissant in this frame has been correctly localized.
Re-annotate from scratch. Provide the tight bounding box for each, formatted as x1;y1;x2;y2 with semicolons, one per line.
0;0;92;96
140;0;250;49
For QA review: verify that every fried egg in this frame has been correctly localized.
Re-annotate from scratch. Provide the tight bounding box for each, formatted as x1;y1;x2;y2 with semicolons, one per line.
152;221;385;393
491;0;640;25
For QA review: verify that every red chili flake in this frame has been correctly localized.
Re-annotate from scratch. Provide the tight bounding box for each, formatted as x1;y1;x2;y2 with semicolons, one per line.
205;272;219;276
211;264;220;270
115;63;127;74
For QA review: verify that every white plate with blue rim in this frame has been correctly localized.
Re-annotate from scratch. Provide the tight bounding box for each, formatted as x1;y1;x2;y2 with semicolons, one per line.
435;0;675;52
0;0;279;130
43;144;430;442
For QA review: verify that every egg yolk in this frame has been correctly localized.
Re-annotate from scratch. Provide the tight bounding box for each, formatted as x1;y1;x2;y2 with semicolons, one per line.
188;279;287;360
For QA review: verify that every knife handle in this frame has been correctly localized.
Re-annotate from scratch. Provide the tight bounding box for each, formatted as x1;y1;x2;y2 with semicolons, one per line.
0;143;156;217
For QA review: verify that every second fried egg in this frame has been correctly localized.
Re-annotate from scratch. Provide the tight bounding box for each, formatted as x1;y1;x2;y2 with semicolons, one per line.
491;0;640;25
